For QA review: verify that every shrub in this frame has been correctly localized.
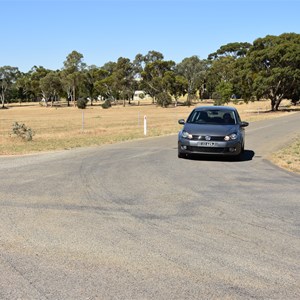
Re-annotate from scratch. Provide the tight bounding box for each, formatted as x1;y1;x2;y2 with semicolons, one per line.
12;122;34;141
212;92;222;106
182;101;192;106
102;100;112;109
215;81;233;105
201;90;210;100
156;92;172;108
232;98;239;105
77;98;88;109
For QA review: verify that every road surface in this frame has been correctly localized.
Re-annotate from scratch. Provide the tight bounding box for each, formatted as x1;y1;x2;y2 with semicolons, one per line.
0;112;299;299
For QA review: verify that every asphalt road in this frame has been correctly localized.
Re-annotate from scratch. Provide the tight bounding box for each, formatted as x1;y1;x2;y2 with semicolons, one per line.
0;112;300;299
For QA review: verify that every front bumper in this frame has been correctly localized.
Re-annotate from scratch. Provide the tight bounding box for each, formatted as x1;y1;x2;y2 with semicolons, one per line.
178;138;242;156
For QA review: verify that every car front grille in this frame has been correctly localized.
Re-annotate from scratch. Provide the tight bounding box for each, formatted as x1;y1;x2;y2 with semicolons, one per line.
187;146;228;153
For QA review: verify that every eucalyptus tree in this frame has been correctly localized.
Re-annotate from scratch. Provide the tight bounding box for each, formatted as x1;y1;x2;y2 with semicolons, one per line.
163;71;188;106
241;33;300;110
133;51;180;106
92;62;116;101
176;56;206;105
62;50;86;106
0;66;20;108
112;57;136;106
101;61;117;75
231;56;254;102
144;50;164;64
94;70;113;101
16;66;51;102
133;50;167;95
39;71;62;107
206;56;236;100
133;53;146;78
134;51;166;72
61;72;73;106
82;65;106;106
208;42;251;60
206;42;251;103
15;72;34;102
30;66;51;100
140;58;176;104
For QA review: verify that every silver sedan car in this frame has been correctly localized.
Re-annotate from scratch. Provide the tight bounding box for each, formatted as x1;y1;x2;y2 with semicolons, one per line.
178;106;249;158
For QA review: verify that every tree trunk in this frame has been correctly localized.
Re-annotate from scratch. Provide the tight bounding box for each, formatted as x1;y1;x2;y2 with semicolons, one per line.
186;94;192;106
270;99;276;111
73;86;76;107
1;91;5;108
275;101;281;111
270;96;283;111
67;91;71;107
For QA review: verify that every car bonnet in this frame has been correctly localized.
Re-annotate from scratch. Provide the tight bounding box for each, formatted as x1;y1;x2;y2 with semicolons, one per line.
183;123;238;136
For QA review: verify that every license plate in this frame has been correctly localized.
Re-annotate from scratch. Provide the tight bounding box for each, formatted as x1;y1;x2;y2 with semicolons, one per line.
198;142;215;146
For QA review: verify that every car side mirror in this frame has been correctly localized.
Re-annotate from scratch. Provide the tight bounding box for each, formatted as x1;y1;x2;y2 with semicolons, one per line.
178;119;185;125
240;121;249;127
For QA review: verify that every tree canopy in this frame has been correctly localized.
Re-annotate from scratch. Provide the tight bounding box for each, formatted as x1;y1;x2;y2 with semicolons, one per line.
243;33;300;110
1;33;299;109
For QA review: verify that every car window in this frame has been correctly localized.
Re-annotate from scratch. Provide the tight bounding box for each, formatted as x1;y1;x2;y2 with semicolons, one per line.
187;110;237;125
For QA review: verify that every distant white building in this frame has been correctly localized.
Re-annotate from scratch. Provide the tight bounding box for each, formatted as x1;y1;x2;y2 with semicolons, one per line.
133;90;150;101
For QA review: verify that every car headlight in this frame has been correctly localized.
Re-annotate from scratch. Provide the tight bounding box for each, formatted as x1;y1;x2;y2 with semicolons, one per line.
182;130;193;139
224;133;238;141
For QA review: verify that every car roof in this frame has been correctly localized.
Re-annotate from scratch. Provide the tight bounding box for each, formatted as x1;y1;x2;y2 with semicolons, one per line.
194;106;237;112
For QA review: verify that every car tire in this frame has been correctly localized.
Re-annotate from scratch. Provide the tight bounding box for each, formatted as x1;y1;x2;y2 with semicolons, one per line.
178;151;185;158
241;142;245;153
235;144;244;161
178;143;185;158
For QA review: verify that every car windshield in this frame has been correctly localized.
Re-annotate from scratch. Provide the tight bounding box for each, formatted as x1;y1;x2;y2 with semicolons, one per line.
187;109;237;125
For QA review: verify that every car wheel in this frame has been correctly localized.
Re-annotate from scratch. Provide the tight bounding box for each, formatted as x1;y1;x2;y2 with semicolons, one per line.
178;151;186;158
235;145;244;161
178;143;185;158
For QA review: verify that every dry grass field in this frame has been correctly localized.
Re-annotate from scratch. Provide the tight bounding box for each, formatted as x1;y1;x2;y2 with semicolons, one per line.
0;99;299;173
270;138;300;174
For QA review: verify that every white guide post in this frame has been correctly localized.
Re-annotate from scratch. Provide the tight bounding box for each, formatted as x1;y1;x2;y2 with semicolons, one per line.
144;115;147;136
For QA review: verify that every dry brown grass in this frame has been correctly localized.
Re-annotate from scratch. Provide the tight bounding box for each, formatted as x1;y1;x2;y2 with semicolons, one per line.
270;138;300;174
0;99;297;164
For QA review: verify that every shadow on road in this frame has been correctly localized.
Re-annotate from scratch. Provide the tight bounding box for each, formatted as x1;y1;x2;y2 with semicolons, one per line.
239;150;256;161
183;150;255;162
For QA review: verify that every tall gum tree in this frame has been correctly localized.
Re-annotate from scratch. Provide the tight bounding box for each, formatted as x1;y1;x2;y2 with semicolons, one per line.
141;58;176;103
0;66;20;108
62;51;86;106
177;56;206;105
39;71;62;107
82;65;106;106
245;33;300;111
207;42;251;101
16;66;51;103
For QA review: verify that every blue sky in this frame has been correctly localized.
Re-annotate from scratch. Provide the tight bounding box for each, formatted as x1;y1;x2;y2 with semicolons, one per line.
1;0;299;72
